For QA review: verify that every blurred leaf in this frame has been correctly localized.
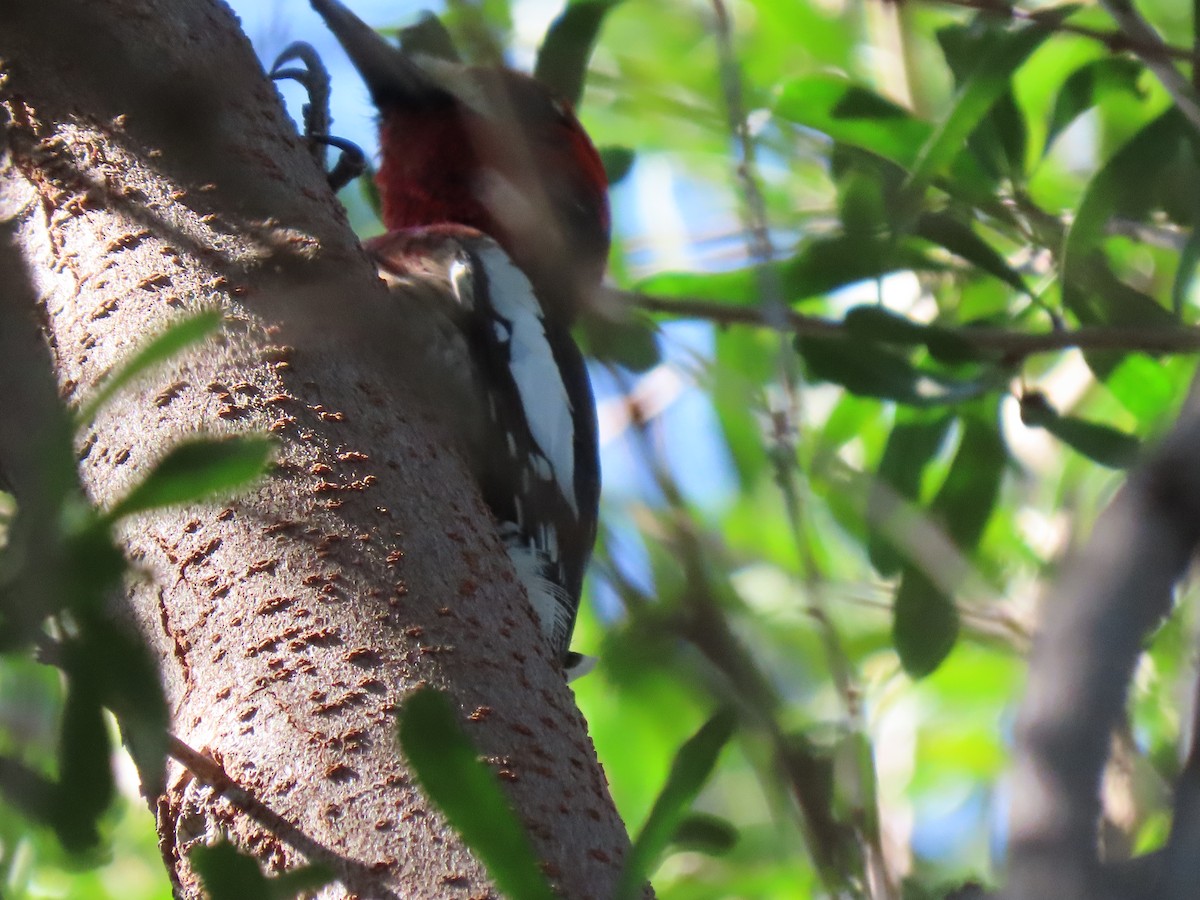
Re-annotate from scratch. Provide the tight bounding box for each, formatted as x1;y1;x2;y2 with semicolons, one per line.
798;334;994;406
1172;226;1200;316
671;812;738;856
1063;109;1185;329
843;306;930;345
599;145;636;185
837;166;888;238
937;21;1028;180
534;0;622;107
53;670;111;852
616;710;736;899
841;307;983;365
0;755;57;829
580;312;660;371
1020;392;1140;468
775;75;995;205
192;841;332;899
903;13;1066;204
913;212;1029;294
1104;354;1181;426
930;410;1006;554
893;411;1004;676
894;566;958;678
1045;57;1144;154
77;309;222;427
869;411;955;575
713;329;774;487
106;436;274;521
398;688;556;900
398;12;461;61
76;615;169;796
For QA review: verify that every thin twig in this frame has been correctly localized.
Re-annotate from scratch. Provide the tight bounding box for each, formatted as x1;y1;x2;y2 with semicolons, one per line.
709;4;889;893
167;734;399;897
929;0;1200;65
624;290;1200;359
1097;0;1200;134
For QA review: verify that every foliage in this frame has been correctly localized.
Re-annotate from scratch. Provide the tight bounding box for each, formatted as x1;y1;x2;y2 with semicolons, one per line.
0;311;271;898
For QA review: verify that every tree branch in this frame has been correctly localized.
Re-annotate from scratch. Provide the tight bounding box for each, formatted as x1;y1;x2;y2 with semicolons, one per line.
627;290;1200;360
1006;378;1200;899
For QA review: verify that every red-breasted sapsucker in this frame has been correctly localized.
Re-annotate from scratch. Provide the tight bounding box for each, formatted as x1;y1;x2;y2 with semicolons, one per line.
288;0;609;679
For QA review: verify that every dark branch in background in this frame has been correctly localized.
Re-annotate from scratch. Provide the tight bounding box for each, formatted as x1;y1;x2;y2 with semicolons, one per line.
626;291;1200;361
1161;664;1200;900
1006;378;1200;900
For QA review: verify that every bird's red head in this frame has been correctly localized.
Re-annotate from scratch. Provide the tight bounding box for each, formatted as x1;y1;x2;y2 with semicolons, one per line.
311;0;611;324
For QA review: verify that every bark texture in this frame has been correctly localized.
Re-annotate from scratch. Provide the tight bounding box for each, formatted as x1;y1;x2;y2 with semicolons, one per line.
0;1;631;897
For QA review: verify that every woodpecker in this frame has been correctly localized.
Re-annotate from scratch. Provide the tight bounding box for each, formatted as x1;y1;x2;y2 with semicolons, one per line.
282;0;608;678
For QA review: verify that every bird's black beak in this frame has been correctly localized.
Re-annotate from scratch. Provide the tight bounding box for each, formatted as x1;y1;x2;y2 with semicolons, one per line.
309;0;447;108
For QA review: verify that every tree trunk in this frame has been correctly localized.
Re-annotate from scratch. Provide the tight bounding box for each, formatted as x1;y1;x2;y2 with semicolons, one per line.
0;1;634;897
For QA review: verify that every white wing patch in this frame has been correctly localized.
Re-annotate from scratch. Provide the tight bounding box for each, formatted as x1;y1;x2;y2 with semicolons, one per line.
474;242;578;516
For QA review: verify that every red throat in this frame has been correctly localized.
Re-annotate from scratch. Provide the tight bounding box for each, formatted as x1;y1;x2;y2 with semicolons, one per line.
376;110;493;234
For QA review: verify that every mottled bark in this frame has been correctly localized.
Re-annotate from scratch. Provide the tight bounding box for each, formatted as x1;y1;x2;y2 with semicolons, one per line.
0;1;631;897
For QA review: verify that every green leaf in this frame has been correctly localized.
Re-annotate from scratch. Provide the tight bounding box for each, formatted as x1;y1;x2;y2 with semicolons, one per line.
534;0;622;107
671;813;739;856
76;614;170;796
843;306;930;345
798;334;993;406
776;75;925;161
837;165;889;238
615;711;736;899
930;411;1006;554
893;411;1005;676
599;145;636;185
913;212;1029;294
1104;354;1179;426
1019;392;1140;468
936;21;1028;180
106;435;274;521
54;663;112;852
580;313;660;372
1063;110;1185;330
774;75;995;206
902;13;1065;204
193;842;272;898
894;567;959;680
869;411;955;576
1045;58;1144;154
77;309;223;427
192;842;333;900
1172;225;1200;317
398;688;556;900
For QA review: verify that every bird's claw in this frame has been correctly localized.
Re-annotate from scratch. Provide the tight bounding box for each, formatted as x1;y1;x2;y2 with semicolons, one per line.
271;41;367;191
